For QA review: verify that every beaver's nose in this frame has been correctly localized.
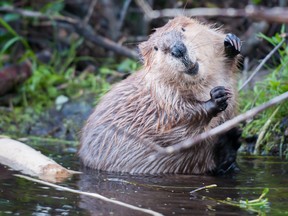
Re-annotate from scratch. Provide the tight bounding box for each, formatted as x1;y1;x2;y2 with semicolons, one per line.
171;41;187;58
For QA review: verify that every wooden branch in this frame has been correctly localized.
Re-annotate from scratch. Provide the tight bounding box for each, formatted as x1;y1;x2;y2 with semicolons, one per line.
0;6;77;23
118;0;132;31
15;174;163;216
0;138;80;182
0;61;32;96
135;0;288;23
83;0;98;25
0;51;51;96
0;7;138;59
154;91;288;155
74;24;138;59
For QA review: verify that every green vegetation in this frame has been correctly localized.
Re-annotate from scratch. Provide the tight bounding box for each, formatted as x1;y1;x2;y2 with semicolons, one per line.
224;188;270;214
0;15;138;110
0;13;139;138
191;185;270;214
239;29;288;158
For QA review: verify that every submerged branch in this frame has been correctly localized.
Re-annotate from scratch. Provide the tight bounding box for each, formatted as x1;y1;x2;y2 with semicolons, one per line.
190;184;217;194
155;91;288;155
15;174;163;216
19;136;78;146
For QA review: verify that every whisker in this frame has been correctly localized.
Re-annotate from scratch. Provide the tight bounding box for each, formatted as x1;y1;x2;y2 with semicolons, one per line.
182;1;188;16
189;29;206;45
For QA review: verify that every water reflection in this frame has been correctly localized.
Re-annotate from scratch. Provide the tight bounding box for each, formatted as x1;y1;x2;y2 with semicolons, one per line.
0;157;287;215
77;167;246;215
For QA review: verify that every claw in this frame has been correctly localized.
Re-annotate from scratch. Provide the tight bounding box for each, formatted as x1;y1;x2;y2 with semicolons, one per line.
206;86;231;116
225;88;233;95
224;33;241;58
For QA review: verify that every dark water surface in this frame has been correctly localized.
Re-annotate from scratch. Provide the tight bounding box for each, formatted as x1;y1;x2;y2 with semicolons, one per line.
0;144;287;216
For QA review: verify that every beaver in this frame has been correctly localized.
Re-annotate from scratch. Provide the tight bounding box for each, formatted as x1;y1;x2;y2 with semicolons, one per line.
79;16;242;174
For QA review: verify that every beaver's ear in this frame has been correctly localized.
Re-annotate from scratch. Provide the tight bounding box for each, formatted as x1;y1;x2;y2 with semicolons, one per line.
138;41;153;67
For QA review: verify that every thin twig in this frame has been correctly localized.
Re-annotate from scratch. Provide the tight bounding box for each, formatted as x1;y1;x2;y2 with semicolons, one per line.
0;6;77;23
190;184;217;194
238;38;286;91
154;91;288;155
118;0;132;31
253;106;280;154
83;0;98;25
135;0;154;18
15;174;163;216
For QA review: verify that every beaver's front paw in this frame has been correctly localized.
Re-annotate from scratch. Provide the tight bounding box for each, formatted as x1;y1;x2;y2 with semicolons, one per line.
210;86;231;112
224;33;241;58
205;86;232;116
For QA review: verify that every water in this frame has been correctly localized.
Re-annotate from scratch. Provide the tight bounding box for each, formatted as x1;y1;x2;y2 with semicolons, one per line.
0;145;287;216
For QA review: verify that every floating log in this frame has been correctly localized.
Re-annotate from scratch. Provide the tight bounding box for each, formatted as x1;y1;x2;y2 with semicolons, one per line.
0;138;80;182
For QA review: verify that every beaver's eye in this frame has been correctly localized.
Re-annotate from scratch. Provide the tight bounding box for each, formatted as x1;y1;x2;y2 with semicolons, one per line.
154;46;158;51
181;27;186;32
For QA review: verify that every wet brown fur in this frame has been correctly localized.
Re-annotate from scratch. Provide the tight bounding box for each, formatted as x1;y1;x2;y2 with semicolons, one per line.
79;16;240;174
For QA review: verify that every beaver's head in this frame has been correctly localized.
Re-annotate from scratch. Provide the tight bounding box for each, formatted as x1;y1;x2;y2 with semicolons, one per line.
139;16;225;85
